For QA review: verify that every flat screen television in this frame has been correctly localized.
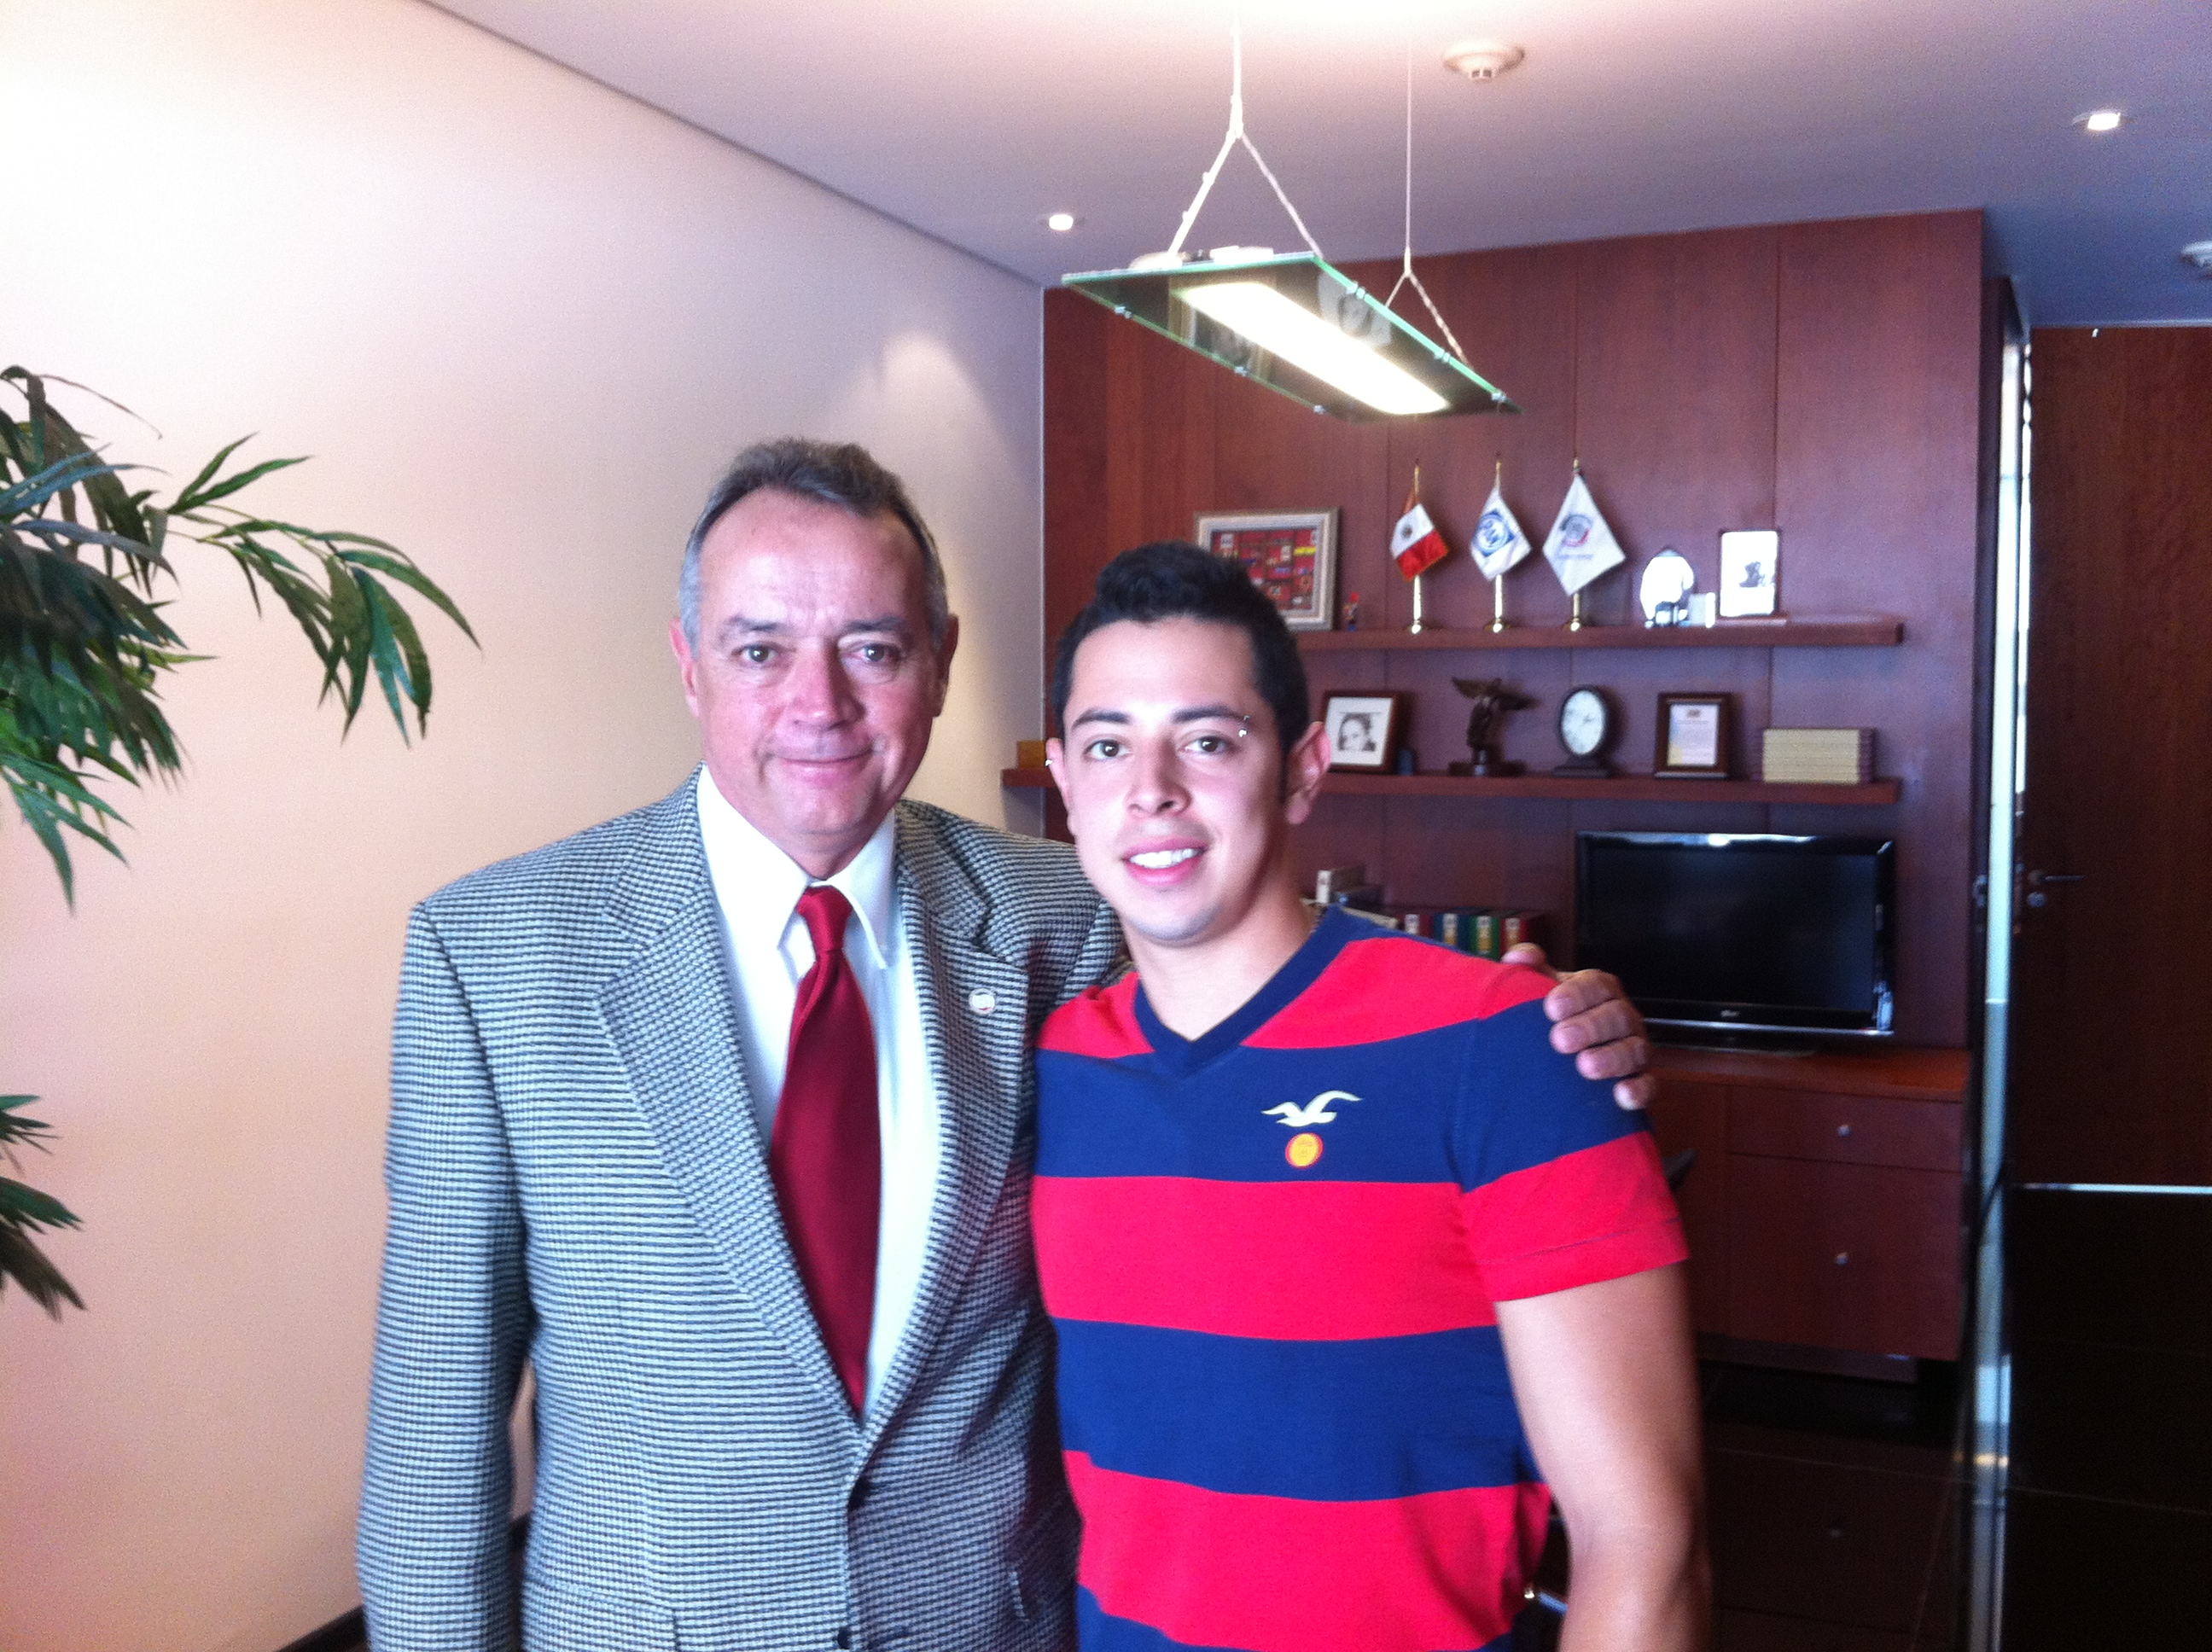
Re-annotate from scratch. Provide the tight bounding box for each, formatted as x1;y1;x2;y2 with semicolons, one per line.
1575;832;1896;1042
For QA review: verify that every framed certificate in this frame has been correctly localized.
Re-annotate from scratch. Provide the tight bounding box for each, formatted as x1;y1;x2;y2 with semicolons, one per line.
1656;692;1735;778
1196;509;1339;631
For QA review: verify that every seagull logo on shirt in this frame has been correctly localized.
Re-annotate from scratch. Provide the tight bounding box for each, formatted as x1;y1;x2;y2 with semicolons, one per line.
1263;1091;1360;1129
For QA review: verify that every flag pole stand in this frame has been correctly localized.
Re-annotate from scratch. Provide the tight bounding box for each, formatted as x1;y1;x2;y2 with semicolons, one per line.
1488;573;1508;633
1409;571;1426;634
1568;590;1586;632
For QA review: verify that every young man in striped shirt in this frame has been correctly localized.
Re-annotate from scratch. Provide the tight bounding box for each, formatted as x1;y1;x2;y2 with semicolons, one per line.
1033;542;1708;1652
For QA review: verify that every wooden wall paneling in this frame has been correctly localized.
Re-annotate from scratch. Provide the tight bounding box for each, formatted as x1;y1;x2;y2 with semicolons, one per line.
1350;245;1580;634
1289;791;1387;906
1101;307;1220;566
1371;794;1573;918
1208;370;1391;630
1773;211;1985;1048
1043;288;1113;729
1569;227;1782;628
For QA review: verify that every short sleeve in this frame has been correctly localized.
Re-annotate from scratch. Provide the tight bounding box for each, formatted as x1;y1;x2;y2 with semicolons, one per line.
1452;999;1688;1302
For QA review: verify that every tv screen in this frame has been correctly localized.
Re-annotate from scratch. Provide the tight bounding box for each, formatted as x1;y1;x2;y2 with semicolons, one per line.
1575;832;1895;1039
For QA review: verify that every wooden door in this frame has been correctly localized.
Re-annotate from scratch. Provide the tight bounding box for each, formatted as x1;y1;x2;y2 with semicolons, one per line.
2010;328;2212;1185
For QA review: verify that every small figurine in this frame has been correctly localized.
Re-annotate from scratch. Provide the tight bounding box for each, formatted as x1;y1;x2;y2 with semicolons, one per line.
1447;677;1535;777
1342;590;1363;631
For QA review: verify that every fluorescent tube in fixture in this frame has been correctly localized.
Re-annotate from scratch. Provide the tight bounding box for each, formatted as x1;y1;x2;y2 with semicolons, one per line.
1178;282;1449;416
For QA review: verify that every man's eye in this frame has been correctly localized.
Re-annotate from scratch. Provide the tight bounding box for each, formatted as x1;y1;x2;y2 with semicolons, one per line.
738;644;777;666
1187;733;1231;755
853;642;900;666
1080;738;1124;760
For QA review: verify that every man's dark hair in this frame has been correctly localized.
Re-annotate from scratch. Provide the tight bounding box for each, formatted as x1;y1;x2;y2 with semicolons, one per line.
1050;541;1312;758
681;438;949;649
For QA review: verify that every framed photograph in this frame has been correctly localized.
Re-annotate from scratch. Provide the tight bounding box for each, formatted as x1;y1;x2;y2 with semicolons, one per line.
1718;529;1780;618
1322;690;1411;773
1196;509;1339;631
1656;692;1735;778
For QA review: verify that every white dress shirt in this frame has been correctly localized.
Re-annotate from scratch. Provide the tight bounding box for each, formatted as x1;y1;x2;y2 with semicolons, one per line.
694;770;944;1415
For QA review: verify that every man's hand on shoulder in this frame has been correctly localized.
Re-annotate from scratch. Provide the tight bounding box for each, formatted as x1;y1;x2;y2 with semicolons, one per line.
1501;943;1655;1112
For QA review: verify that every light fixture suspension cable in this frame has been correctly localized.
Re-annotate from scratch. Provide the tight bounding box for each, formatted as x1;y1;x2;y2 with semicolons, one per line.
1164;9;1327;263
1382;35;1471;366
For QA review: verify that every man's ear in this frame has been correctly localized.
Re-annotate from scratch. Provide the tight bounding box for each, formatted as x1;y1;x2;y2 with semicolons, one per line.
1282;719;1331;824
927;614;961;716
1044;735;1075;835
670;618;701;715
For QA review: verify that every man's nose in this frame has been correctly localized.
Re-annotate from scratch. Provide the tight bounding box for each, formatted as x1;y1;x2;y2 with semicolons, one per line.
1126;741;1189;814
786;645;861;723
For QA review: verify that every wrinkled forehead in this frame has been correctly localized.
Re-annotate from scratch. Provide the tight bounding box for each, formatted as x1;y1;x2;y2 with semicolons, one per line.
703;492;928;616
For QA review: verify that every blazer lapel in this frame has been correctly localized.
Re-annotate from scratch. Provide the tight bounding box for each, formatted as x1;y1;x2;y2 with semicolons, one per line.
861;806;1036;1445
593;779;853;1424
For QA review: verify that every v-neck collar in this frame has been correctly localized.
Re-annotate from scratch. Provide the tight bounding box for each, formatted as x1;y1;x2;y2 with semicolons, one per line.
1132;907;1369;1076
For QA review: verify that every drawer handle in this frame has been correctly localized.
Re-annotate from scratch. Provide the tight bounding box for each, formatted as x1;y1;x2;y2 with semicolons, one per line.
1837;1124;1853;1137
1835;1252;1850;1266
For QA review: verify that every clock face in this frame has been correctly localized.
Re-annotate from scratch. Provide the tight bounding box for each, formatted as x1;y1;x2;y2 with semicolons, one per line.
1560;687;1610;757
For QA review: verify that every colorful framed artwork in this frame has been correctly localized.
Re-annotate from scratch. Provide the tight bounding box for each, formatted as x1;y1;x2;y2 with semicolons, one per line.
1656;692;1736;778
1321;690;1412;774
1196;509;1339;631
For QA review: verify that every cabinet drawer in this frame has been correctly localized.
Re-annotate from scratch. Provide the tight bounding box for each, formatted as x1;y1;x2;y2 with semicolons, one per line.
1646;1082;1729;1335
1728;1086;1961;1172
1727;1157;1962;1359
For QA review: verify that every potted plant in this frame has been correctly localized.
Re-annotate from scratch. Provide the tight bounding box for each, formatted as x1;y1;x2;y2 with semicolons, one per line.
1;366;474;1315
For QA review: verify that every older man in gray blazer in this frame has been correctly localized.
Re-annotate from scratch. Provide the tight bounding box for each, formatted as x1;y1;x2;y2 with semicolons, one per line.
358;439;1651;1651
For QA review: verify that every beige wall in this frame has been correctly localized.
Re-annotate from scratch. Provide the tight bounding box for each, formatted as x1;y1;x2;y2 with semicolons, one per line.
0;3;1045;1648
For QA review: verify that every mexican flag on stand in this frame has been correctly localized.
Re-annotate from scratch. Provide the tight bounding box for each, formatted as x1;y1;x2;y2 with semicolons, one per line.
1391;474;1450;579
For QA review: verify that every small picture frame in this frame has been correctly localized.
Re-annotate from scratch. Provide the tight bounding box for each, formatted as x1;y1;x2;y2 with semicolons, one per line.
1718;529;1780;618
1322;691;1412;774
1656;692;1735;778
1197;509;1339;631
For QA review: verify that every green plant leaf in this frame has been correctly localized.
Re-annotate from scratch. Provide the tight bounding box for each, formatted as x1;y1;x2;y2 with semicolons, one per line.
0;1217;84;1317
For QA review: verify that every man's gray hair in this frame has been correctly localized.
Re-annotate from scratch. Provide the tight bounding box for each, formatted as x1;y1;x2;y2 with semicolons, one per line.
679;438;951;651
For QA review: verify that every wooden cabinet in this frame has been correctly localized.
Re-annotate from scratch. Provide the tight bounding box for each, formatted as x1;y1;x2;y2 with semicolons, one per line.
1650;1046;1970;1364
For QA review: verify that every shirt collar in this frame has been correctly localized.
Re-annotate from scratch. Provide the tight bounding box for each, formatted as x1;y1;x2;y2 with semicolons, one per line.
694;767;898;968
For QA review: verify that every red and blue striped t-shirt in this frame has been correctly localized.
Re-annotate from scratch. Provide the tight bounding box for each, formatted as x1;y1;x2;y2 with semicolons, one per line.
1032;907;1687;1652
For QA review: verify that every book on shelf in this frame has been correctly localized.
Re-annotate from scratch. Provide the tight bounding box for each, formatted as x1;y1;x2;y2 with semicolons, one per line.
1391;906;1545;957
1761;727;1874;784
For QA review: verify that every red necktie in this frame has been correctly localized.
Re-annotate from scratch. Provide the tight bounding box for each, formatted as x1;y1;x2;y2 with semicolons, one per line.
769;884;881;1415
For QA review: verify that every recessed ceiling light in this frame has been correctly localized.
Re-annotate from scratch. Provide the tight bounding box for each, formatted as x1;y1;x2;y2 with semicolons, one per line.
2075;109;2125;133
1045;212;1079;233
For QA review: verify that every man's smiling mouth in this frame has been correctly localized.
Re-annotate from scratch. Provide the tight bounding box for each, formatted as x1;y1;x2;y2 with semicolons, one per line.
1128;847;1200;870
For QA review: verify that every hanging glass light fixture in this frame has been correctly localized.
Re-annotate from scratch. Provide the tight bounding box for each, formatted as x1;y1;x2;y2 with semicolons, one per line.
1063;18;1516;421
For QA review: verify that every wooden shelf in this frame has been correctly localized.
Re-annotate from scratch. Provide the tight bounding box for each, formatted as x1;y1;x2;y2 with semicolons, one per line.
1319;772;1898;804
1296;616;1903;652
1000;767;1900;805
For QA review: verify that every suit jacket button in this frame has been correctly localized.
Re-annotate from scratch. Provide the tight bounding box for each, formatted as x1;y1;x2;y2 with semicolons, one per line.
850;1475;873;1508
835;1631;853;1649
969;989;997;1015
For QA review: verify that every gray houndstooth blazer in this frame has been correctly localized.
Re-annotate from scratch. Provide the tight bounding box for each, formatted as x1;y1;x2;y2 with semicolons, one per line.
359;776;1121;1651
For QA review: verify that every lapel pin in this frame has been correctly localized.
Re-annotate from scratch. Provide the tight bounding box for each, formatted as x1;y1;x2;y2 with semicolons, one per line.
968;989;998;1015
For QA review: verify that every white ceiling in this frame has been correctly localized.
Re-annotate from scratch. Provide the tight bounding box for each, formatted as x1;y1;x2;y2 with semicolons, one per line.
431;0;2212;324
